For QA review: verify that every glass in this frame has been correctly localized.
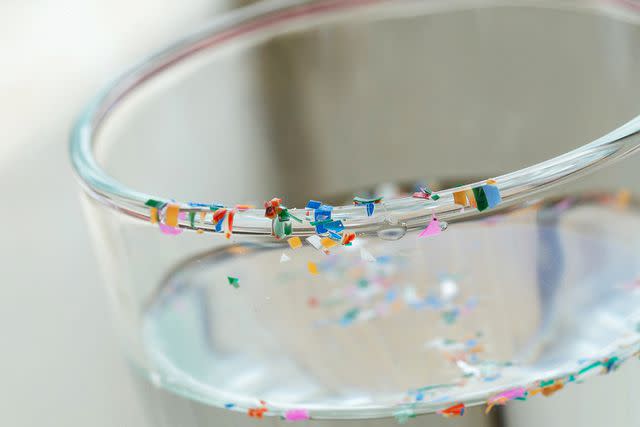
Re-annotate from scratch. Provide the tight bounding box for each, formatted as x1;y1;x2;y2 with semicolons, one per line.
70;0;640;425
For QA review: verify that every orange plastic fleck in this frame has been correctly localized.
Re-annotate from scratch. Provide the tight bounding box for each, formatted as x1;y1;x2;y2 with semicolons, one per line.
453;191;468;206
165;204;180;227
321;237;338;249
225;209;235;239
212;208;227;223
150;208;158;224
541;382;563;397
465;189;477;208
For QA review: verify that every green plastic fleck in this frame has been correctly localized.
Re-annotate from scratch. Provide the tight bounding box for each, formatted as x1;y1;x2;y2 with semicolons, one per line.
578;361;602;375
273;218;292;239
188;212;196;227
289;212;303;223
227;277;239;288
145;199;165;208
309;219;332;226
472;187;489;211
353;196;383;205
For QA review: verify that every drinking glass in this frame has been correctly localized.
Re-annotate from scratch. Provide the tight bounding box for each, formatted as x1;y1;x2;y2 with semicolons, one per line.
70;0;640;425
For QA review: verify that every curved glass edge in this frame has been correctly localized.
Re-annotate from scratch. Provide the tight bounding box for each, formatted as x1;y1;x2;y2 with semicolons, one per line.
130;337;640;420
69;0;640;238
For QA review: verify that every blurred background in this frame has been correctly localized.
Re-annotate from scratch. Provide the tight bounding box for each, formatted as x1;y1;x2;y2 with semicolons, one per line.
2;1;640;426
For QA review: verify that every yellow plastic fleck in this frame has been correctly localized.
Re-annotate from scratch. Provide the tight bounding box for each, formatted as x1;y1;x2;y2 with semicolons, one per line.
321;237;338;249
165;204;180;227
288;236;302;250
307;261;319;275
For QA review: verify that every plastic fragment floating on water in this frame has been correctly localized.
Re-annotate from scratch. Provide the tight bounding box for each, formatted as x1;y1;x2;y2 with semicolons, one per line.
340;308;360;326
360;247;376;262
307;261;319;275
227;276;240;288
224;403;235;409
283;409;310;421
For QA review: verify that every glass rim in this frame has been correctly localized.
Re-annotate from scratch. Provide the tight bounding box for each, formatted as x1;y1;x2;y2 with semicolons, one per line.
69;0;640;239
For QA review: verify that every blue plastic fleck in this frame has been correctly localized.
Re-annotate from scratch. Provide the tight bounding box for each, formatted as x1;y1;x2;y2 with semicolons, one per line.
306;200;322;209
366;203;375;216
482;184;502;208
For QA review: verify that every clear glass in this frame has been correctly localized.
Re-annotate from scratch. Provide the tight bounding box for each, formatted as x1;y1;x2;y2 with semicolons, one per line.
70;0;640;424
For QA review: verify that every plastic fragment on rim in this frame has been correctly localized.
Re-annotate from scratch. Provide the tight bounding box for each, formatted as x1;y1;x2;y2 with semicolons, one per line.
321;237;338;249
453;191;468;206
482;184;502;208
472;187;489;211
306;235;323;250
418;215;442;238
225;209;235;239
437;403;465;417
150;207;158;224
145;199;165;208
165;204;180;227
341;232;356;246
353;195;383;205
306;200;322;209
288;236;302;249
